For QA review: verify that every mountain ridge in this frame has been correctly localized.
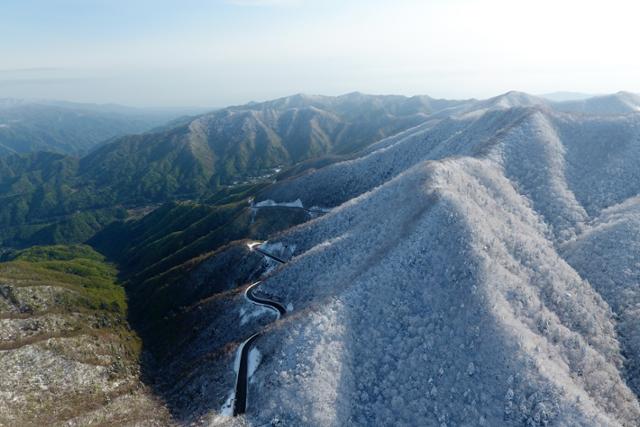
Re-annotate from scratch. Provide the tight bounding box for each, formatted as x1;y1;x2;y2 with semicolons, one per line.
0;93;472;247
0;98;193;156
5;90;640;425
231;103;640;425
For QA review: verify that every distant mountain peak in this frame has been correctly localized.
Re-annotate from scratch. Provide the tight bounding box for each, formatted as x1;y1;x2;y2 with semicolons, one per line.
491;90;546;105
553;91;640;114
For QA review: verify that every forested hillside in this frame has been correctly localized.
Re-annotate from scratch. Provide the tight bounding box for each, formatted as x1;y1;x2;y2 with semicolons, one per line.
0;99;190;156
6;91;640;426
0;93;461;248
84;91;640;426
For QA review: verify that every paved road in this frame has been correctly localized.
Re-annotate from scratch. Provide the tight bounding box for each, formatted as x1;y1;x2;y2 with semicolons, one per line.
232;332;261;416
246;281;286;317
232;243;287;416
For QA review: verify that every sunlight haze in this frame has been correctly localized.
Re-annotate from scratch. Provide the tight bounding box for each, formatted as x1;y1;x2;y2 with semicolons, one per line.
1;0;639;106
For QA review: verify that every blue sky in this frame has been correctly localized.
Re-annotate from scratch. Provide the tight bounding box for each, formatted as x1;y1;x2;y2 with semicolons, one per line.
2;0;640;107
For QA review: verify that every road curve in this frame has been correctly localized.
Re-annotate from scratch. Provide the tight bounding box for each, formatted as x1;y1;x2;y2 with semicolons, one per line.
246;281;286;317
232;244;288;416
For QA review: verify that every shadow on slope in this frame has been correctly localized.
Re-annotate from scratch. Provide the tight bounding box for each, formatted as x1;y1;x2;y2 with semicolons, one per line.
90;198;317;423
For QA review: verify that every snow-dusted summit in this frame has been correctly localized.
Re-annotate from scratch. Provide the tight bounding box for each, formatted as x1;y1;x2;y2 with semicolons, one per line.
230;92;640;426
554;92;640;115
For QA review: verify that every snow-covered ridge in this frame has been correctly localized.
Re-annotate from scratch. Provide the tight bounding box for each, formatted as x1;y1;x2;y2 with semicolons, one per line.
554;91;640;115
230;97;640;425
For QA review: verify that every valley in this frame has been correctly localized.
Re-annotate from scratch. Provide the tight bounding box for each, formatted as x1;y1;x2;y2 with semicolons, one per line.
2;90;640;426
6;0;640;424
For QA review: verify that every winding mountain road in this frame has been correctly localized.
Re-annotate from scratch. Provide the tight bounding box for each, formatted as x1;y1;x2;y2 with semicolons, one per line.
232;243;287;416
246;281;286;317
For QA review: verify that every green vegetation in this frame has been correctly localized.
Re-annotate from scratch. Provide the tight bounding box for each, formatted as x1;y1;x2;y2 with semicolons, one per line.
0;93;437;248
0;94;442;423
205;182;270;205
91;198;309;328
12;243;105;262
0;243;171;425
0;99;188;156
92;201;250;280
0;151;129;247
1;244;139;361
7;244;129;316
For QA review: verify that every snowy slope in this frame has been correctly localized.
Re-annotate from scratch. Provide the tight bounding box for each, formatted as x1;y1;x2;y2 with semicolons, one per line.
553;92;640;115
466;91;549;115
259;106;534;208
562;197;640;396
224;96;640;426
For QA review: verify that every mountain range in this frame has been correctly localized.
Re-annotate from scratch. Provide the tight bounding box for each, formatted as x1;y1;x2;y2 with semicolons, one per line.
206;91;640;426
0;92;468;247
0;98;201;156
2;90;640;426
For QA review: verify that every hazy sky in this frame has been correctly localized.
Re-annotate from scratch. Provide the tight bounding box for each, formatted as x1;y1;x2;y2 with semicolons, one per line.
1;0;639;107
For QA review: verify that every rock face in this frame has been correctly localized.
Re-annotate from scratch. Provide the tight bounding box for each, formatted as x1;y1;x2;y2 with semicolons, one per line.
0;245;170;426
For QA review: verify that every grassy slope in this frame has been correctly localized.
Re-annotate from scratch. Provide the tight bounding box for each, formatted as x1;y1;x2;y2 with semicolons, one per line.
9;245;128;315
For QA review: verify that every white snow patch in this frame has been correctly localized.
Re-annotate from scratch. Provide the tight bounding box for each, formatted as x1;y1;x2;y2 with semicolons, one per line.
240;304;272;326
258;241;284;253
255;199;303;208
233;342;242;374
247;241;262;250
258;241;296;259
247;348;262;379
219;341;245;417
219;392;235;416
